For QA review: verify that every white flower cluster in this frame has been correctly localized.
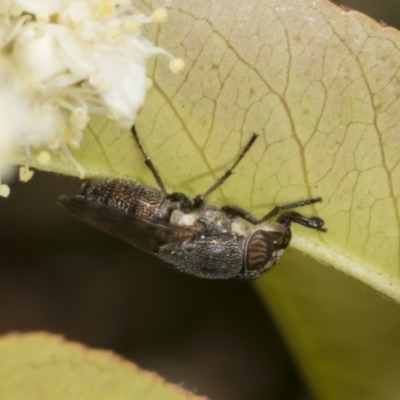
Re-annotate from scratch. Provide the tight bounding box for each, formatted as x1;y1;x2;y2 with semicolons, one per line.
0;0;184;196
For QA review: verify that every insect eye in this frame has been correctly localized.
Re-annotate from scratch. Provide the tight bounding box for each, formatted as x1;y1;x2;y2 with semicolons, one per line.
245;229;284;271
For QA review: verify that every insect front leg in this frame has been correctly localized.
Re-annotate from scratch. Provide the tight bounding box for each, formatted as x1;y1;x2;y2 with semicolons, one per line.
277;211;326;231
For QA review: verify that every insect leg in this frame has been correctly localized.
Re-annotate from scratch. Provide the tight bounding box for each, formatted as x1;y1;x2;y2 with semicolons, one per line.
221;205;259;224
193;133;259;208
255;197;323;224
277;211;326;231
131;126;168;196
223;197;324;227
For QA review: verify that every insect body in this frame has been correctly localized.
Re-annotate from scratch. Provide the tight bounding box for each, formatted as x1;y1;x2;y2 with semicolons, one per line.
59;127;326;280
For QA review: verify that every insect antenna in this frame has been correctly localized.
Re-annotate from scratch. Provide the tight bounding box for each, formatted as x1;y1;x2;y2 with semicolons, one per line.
131;126;168;196
193;133;258;208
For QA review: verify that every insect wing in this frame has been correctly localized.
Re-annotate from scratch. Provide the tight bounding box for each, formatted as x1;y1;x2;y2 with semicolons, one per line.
59;195;201;254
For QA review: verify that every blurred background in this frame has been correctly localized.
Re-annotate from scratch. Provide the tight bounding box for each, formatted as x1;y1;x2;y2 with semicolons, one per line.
1;1;399;399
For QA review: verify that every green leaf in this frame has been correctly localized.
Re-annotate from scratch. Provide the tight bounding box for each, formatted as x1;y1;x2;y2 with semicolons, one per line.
0;333;206;400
